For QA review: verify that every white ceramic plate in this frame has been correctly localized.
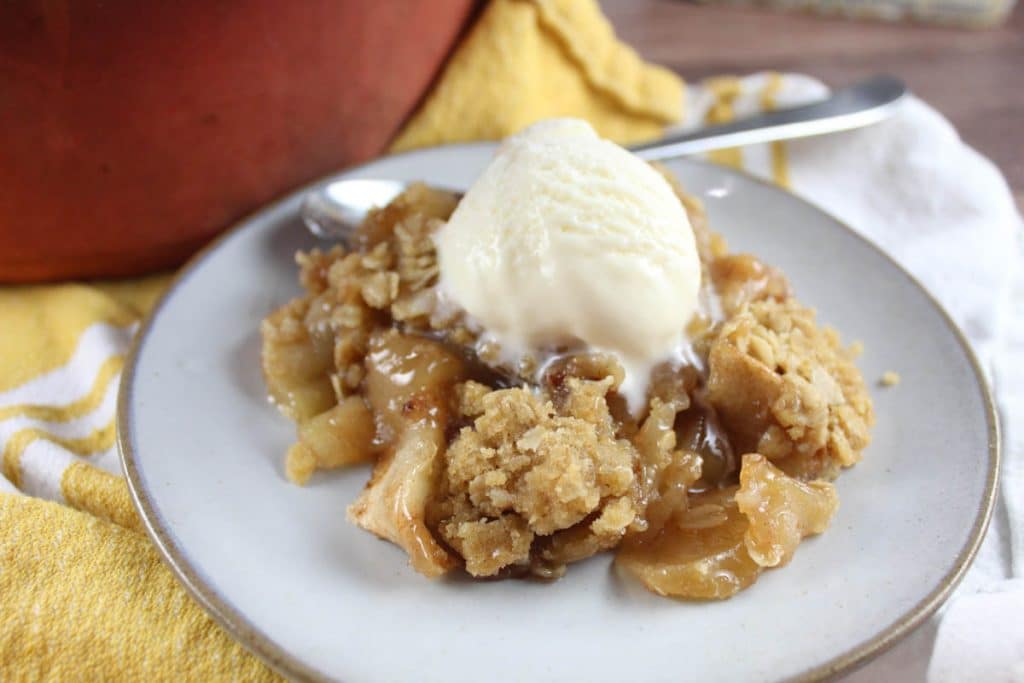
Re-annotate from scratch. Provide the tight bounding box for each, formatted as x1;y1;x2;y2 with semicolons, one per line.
119;144;998;682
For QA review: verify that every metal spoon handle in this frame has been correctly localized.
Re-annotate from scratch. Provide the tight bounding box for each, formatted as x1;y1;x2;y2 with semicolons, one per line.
629;74;907;161
302;75;907;241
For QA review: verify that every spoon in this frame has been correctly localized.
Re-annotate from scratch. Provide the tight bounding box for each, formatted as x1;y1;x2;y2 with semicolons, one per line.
303;74;907;240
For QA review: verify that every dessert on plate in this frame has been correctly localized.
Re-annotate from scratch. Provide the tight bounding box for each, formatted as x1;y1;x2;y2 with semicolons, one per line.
260;119;873;599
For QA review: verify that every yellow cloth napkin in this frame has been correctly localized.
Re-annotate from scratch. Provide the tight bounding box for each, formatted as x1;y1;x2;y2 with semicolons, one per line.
0;0;682;678
392;0;682;150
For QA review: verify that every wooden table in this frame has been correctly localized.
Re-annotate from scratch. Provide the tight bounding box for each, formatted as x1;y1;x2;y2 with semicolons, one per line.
602;1;1024;206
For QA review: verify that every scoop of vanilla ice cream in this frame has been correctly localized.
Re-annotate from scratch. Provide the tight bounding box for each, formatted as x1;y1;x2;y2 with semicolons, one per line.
435;118;701;409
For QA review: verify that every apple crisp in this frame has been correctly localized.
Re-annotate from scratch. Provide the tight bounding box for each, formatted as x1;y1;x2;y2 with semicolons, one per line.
260;179;874;599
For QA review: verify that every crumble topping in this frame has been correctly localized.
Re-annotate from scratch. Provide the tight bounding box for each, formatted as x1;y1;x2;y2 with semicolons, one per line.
439;378;636;576
881;370;901;387
707;299;874;480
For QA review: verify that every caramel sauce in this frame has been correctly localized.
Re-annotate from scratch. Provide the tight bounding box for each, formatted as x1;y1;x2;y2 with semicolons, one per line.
675;393;736;492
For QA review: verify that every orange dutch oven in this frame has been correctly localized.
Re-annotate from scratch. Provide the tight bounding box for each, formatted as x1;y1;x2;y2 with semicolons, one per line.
0;0;476;282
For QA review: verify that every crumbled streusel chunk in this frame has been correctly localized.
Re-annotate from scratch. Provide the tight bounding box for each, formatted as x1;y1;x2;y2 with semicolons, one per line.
440;378;636;576
707;299;873;480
